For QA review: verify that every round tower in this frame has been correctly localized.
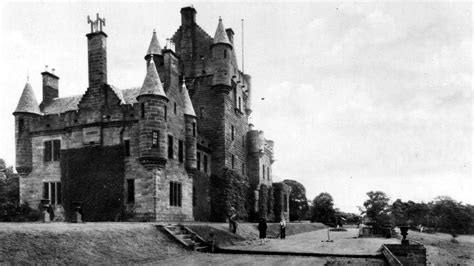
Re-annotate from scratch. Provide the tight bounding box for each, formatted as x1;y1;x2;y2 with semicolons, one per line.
144;30;164;77
182;78;197;173
211;17;233;91
13;79;42;175
137;56;169;168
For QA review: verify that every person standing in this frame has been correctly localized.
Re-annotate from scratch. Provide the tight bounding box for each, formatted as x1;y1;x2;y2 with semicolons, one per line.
280;219;286;239
258;217;268;245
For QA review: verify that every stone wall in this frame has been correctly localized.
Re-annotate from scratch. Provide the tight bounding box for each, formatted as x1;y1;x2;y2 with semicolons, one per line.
382;244;427;266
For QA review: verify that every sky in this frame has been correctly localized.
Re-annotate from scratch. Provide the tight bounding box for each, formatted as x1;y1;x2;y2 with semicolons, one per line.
0;1;472;213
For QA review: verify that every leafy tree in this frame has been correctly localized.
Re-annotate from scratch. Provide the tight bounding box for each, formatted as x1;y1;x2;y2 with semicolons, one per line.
311;192;336;225
361;191;391;227
0;159;19;204
430;196;472;233
282;179;309;221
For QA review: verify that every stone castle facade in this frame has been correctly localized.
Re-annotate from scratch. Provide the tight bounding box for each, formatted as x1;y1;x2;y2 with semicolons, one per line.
13;7;290;222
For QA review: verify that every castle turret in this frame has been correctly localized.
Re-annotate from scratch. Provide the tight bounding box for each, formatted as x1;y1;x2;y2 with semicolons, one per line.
211;17;233;92
182;78;197;173
13;79;41;175
137;56;169;168
144;30;165;78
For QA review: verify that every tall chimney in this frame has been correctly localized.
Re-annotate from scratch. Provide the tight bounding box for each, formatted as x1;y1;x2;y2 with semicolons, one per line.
41;68;59;105
226;28;234;45
86;14;107;89
181;6;197;26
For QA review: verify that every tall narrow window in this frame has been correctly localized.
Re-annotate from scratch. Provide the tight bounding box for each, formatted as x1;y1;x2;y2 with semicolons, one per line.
203;155;208;173
168;135;173;159
124;140;131;156
152;131;159;148
267;166;270;180
231;155;235;169
192;122;196;137
174;102;177;114
53;140;60;161
43;182;61;205
44;140;61;162
164;106;168;121
231;125;235;141
197;152;201;171
200;108;204;118
224;49;227;58
127;179;135;203
242;163;245;175
141;103;145;119
242;135;245;147
170;182;182;207
238;97;242;110
18;118;24;134
44;141;52;162
178;140;184;163
263;165;265;180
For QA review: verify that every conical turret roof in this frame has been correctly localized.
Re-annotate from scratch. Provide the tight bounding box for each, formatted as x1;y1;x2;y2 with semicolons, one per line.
14;80;41;115
213;17;231;46
138;57;167;99
182;79;196;117
146;30;162;56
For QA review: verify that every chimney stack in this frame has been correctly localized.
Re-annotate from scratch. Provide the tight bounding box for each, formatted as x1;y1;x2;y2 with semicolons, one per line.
181;6;197;26
86;14;107;89
226;28;234;45
41;66;59;105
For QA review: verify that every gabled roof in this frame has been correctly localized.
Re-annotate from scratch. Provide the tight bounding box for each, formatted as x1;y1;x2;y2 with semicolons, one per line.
146;30;162;56
213;17;231;46
137;57;167;99
182;80;196;117
42;95;82;115
14;81;41;115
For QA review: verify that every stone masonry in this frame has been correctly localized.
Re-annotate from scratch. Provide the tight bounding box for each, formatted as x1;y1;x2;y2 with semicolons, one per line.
14;7;287;222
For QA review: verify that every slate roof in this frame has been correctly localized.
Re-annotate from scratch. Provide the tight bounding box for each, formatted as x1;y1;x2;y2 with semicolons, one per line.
41;95;82;115
14;81;42;115
182;81;196;117
213;18;231;46
146;30;162;56
138;57;167;99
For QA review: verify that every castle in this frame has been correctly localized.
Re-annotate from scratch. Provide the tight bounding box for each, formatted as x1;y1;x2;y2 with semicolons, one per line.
13;7;291;222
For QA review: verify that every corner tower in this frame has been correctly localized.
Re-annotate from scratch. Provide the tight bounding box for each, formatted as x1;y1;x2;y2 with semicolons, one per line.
211;17;233;92
13;78;42;175
137;56;169;168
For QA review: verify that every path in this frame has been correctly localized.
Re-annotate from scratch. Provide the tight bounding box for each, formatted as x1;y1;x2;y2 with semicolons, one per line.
225;228;400;255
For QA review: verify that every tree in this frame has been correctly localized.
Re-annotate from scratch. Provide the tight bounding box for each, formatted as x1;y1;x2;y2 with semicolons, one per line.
361;191;391;227
282;179;309;221
311;192;336;225
430;196;472;233
0;159;19;204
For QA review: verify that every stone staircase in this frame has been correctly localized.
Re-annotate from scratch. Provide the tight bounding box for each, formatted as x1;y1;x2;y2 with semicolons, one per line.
159;224;209;252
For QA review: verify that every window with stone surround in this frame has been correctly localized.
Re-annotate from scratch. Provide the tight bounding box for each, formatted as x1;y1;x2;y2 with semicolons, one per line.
231;125;235;141
178;140;184;163
197;152;201;171
124;140;130;156
43;181;61;205
168;135;173;159
18;118;24;134
169;181;182;207
152;131;159;148
44;140;60;162
203;154;208;173
262;165;265;180
127;179;135;204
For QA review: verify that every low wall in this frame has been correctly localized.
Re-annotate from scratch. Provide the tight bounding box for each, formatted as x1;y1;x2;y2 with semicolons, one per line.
382;243;426;266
